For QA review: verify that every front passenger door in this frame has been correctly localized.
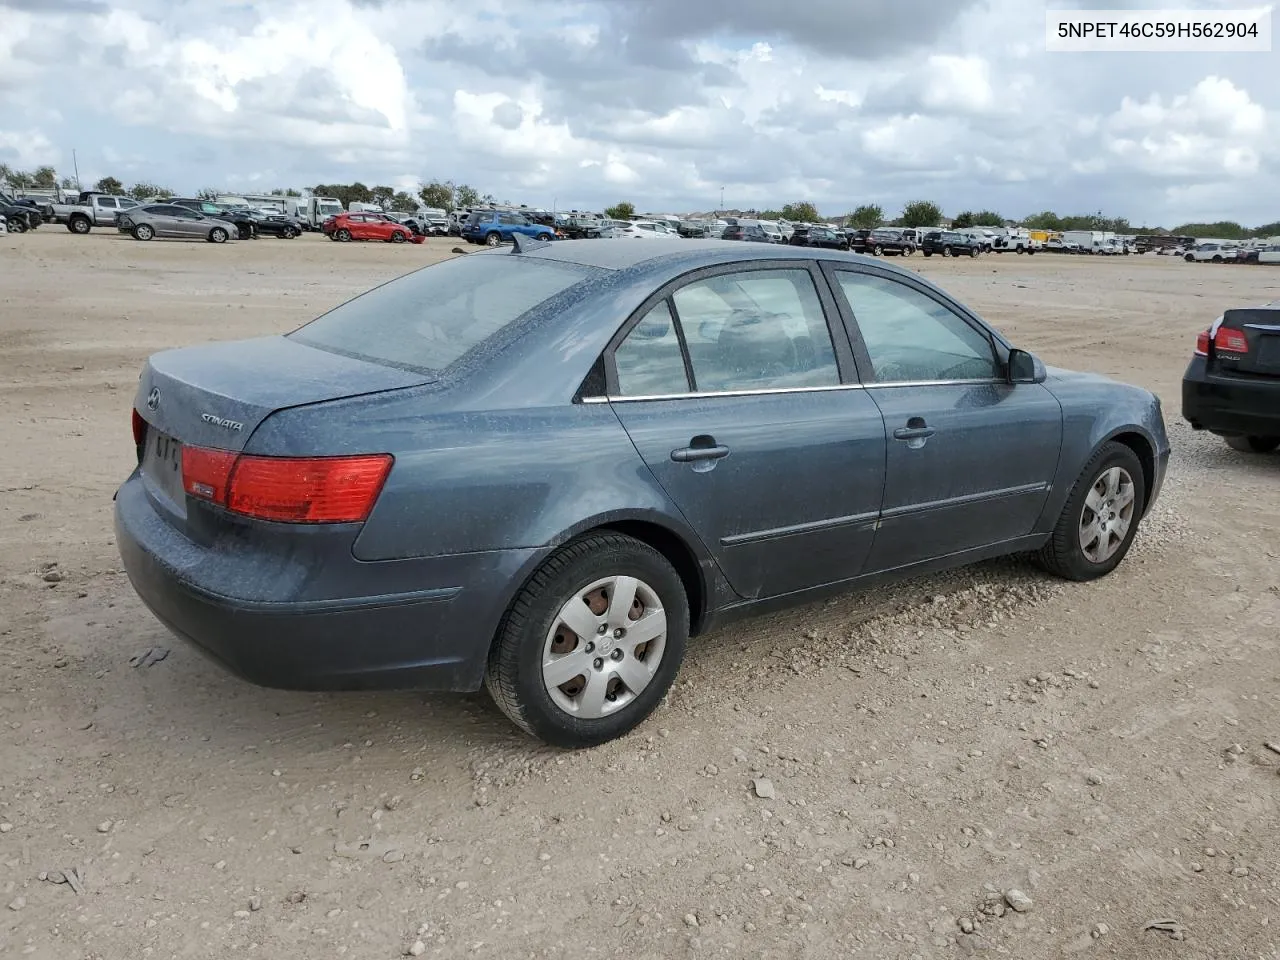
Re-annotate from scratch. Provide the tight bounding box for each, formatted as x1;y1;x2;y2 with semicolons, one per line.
825;266;1063;574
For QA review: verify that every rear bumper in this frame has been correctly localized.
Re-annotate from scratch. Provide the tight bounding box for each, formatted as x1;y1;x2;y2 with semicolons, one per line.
113;473;540;692
1182;357;1280;437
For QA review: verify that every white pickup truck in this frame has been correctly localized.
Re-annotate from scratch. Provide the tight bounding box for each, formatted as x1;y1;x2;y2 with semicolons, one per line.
51;192;142;234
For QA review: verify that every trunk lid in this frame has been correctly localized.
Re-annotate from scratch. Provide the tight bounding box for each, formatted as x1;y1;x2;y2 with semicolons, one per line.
1213;307;1280;378
135;335;433;451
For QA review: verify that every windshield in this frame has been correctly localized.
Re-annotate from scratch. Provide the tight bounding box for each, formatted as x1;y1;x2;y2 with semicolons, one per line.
289;255;592;373
319;203;342;216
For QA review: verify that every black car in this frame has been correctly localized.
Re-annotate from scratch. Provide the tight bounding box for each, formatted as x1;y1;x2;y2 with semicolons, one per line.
722;223;771;243
865;229;914;257
921;231;981;258
0;195;38;232
14;196;52;224
251;213;303;239
1182;301;1280;454
171;199;258;240
845;228;873;253
789;226;849;250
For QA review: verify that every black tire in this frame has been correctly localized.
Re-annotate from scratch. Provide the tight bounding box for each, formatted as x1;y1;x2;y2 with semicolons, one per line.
237;224;253;240
1212;255;1223;263
485;231;502;247
1037;441;1146;582
390;230;407;243
1185;253;1195;262
68;215;91;235
942;246;953;258
838;242;849;251
872;244;883;256
902;246;913;257
485;533;689;748
132;223;154;241
922;250;932;257
335;228;352;242
1027;248;1035;255
969;246;979;258
9;218;27;234
281;227;296;239
208;227;229;244
1224;435;1280;454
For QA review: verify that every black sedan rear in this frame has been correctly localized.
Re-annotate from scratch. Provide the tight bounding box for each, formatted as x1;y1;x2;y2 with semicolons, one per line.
1182;302;1280;453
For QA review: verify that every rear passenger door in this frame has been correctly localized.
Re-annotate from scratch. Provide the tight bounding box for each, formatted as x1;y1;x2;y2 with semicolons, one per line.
823;264;1063;573
603;263;887;600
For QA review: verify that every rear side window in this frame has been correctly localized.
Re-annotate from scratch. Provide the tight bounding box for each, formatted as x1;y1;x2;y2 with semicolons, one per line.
613;302;690;396
290;255;591;373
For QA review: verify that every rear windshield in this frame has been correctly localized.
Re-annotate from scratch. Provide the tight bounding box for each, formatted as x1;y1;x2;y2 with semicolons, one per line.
289;254;591;373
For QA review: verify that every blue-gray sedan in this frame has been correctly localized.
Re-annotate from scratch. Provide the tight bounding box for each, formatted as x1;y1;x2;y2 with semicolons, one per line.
115;239;1170;747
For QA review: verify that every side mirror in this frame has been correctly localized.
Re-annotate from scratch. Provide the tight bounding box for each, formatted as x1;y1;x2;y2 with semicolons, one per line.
1008;348;1047;384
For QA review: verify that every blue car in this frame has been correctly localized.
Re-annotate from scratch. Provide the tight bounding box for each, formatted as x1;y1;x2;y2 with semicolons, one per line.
115;239;1169;747
460;209;556;246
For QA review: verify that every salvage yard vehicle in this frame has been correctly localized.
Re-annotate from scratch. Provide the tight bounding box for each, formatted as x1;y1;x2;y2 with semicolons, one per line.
866;228;915;257
324;212;413;243
116;203;239;243
461;209;557;246
1182;299;1280;454
171;199;258;240
0;193;40;232
115;239;1170;748
52;192;141;233
788;226;850;250
921;230;981;258
1184;243;1237;263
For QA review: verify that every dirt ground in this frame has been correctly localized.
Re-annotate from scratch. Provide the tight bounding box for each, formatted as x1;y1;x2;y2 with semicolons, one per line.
1;230;1277;960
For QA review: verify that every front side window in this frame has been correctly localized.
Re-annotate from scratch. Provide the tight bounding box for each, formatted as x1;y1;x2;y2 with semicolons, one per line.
672;270;840;392
834;273;997;384
613;302;689;396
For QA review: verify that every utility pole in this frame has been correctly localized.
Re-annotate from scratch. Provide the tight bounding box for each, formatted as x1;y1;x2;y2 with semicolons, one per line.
720;186;724;214
72;149;82;192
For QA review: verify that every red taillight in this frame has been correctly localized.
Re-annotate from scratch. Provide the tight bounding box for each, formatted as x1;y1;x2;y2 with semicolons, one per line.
1213;326;1249;354
227;455;392;523
179;447;392;524
1194;329;1210;356
182;446;238;504
132;409;146;446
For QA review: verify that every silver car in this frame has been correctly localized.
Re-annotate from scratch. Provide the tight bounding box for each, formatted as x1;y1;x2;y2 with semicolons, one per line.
117;203;238;243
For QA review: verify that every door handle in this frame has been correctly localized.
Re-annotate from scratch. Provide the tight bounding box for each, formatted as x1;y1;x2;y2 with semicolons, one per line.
892;417;935;442
671;443;731;463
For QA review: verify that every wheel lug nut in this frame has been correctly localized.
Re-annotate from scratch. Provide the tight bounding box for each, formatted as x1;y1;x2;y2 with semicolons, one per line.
597;624;607;635
611;649;623;661
593;658;603;670
613;628;625;639
585;642;595;653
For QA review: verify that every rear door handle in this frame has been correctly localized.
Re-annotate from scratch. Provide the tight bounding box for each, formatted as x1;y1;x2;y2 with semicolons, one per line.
671;444;731;463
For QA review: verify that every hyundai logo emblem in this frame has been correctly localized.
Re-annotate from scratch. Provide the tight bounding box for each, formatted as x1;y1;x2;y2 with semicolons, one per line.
146;387;160;411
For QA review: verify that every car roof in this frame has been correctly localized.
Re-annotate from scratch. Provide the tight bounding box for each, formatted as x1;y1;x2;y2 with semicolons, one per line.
493;237;914;276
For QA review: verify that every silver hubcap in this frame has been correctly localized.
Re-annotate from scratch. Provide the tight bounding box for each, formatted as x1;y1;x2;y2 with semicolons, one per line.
1079;466;1135;563
542;575;667;719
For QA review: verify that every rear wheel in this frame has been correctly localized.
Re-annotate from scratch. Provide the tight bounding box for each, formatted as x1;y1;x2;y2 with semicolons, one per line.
902;246;914;257
922;249;932;257
485;231;502;247
1038;442;1145;581
942;246;953;257
1212;255;1223;263
208;227;229;244
1225;435;1280;454
335;228;352;242
132;223;154;241
237;224;253;240
485;533;688;748
872;244;883;256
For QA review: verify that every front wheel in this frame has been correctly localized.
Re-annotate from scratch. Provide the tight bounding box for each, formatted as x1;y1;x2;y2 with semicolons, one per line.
485;231;502;247
208;227;229;244
237;224;253;240
902;246;914;257
1212;255;1223;263
281;227;296;239
1185;253;1195;262
872;244;883;256
969;247;979;258
132;223;154;241
485;533;689;748
390;231;407;243
1225;435;1280;454
922;249;932;257
1037;442;1145;581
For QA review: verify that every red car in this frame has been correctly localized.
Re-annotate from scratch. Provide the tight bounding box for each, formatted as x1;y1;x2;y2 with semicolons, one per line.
324;212;414;244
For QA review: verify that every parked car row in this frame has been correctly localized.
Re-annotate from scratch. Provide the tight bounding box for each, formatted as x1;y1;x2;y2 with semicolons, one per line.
1184;242;1280;264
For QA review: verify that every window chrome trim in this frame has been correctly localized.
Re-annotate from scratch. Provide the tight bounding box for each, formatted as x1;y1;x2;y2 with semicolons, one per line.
580;378;1004;404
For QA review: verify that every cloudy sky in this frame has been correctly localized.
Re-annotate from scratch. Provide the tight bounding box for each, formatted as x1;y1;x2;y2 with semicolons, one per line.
1;0;1275;225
